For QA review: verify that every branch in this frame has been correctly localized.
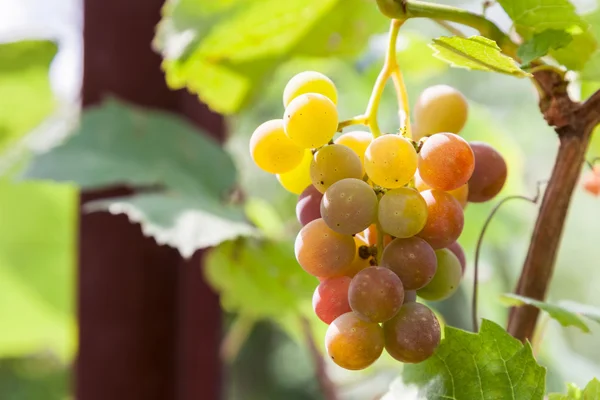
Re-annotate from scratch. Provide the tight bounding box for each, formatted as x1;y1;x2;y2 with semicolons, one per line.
302;318;338;400
580;89;600;129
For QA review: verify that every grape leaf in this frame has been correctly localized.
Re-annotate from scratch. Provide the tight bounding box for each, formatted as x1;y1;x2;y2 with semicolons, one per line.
517;29;573;65
154;0;386;114
501;294;591;332
430;36;531;77
549;379;600;400
23;99;256;257
496;0;597;71
581;7;600;80
399;319;546;400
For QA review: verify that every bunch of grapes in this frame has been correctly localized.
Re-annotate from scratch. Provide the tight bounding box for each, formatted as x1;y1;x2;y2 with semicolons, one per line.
249;71;507;370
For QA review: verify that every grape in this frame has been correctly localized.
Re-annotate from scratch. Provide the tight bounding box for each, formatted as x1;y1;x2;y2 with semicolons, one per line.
283;71;338;107
362;224;393;247
296;185;323;226
348;266;404;323
414;170;468;208
346;235;372;277
412;85;468;140
583;169;600;196
249;119;304;174
334;130;372;168
295;218;356;278
284;93;338;149
378;188;428;238
310;144;363;193
446;241;466;275
321;178;377;235
381;237;437;290
467;141;508;202
403;290;417;303
277;150;313;194
325;312;384;370
364;135;417;189
417;189;464;249
383;302;441;363
313;276;351;324
417;248;462;301
418;133;475;191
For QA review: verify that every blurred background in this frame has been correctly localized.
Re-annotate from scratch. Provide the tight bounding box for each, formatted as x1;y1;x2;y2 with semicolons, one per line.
0;0;599;399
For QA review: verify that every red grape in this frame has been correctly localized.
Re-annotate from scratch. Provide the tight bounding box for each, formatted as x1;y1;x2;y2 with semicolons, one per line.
417;189;464;249
467;142;507;202
296;185;322;226
313;277;352;324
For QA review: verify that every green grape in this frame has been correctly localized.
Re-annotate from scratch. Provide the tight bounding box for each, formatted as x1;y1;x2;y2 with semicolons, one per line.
283;71;338;107
417;248;462;301
325;312;384;370
284;93;338;148
381;237;437;291
249;119;304;174
378;188;427;238
348;266;404;323
418;132;475;191
467;141;508;202
416;189;464;249
295;218;356;278
321;178;377;235
313;276;352;324
412;84;468;140
383;302;441;363
277;150;313;194
334;130;372;169
364;134;417;189
310;144;363;193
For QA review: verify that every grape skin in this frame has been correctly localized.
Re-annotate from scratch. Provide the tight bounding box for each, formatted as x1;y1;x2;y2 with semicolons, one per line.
295;218;356;278
362;224;393;247
418;132;475;191
467;141;508;202
403;290;417;303
412;84;468;140
296;185;323;226
414;170;468;208
325;312;384;370
346;235;372;277
277;150;313;194
417;248;462;301
310;144;363;193
321;178;377;235
348;266;404;323
446;241;466;275
417;189;464;249
249;119;304;174
364;135;417;189
383;302;441;363
378;188;428;238
334;130;372;170
313;277;352;324
283;71;338;107
381;237;437;291
284;93;338;149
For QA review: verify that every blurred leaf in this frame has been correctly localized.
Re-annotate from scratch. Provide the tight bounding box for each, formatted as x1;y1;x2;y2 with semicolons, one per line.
400;320;546;400
244;197;286;240
549;379;600;400
0;40;57;154
556;300;600;325
496;0;597;71
430;36;530;77
0;180;76;359
518;29;573;65
204;238;316;319
154;0;386;114
23;99;255;257
393;32;448;81
581;8;600;80
500;294;592;333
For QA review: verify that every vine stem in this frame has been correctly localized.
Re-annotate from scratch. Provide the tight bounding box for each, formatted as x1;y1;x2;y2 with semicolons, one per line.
301;317;338;400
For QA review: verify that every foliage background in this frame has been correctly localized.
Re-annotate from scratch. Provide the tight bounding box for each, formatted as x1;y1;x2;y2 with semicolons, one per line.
1;0;599;399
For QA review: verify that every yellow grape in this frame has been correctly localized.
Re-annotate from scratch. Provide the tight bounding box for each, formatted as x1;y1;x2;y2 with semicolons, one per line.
310;144;363;193
277;150;312;194
378;188;428;238
249;119;304;174
364;134;417;189
284;93;338;149
283;71;338;107
334;130;373;170
414;170;469;208
412;85;468;140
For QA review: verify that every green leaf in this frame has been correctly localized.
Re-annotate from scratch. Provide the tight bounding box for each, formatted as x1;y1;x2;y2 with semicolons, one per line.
496;0;597;71
23;99;255;257
581;7;600;80
583;379;600;400
500;294;594;333
517;29;573;65
549;379;600;400
400;319;546;400
430;36;531;77
0;180;76;360
0;40;57;155
154;0;385;114
204;238;316;319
